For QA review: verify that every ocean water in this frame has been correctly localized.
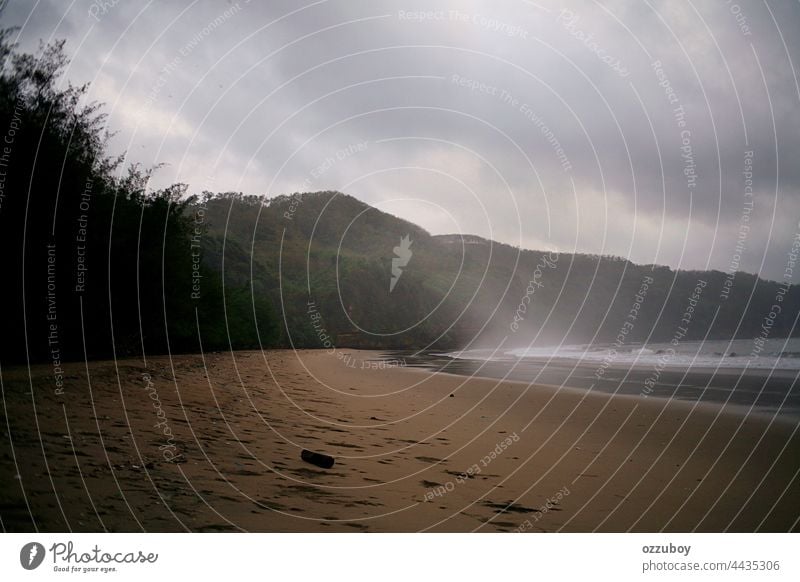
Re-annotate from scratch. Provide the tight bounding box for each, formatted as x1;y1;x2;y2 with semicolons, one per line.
387;338;800;419
448;338;800;371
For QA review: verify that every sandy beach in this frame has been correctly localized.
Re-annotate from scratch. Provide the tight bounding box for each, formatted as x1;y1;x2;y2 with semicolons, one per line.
1;349;798;532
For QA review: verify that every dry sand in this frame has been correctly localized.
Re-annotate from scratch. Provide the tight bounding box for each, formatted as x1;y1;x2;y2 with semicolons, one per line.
1;349;798;532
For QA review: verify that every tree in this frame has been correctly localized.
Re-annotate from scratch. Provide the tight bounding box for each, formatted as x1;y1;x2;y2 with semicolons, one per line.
0;30;279;364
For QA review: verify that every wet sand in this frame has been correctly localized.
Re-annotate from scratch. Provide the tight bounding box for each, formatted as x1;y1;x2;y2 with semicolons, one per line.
1;349;798;532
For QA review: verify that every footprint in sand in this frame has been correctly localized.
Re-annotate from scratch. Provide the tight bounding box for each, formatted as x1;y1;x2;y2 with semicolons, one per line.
416;456;445;464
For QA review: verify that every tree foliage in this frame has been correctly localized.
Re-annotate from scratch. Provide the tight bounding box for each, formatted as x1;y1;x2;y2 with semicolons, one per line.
199;190;800;350
0;31;278;364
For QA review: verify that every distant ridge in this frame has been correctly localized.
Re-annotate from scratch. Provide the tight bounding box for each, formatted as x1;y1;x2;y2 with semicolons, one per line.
199;191;800;349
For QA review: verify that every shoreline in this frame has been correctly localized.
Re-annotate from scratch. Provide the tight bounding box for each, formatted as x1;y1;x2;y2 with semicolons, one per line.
416;351;800;379
392;351;800;421
1;349;798;532
405;365;800;428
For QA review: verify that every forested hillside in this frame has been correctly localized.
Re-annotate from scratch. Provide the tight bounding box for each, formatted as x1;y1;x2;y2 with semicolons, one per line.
199;191;800;350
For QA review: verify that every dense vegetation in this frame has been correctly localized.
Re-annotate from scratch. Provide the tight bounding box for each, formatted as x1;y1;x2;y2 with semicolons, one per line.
0;32;277;364
199;191;800;350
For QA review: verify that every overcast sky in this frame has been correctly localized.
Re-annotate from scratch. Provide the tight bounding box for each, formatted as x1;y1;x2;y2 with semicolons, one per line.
3;0;800;279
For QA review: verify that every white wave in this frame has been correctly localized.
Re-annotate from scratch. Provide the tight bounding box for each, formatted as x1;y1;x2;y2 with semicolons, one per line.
450;338;800;371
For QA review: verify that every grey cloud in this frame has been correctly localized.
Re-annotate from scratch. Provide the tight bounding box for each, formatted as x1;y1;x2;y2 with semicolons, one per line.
2;0;799;278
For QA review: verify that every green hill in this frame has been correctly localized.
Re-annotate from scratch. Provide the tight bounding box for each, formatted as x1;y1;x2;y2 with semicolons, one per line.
198;191;800;350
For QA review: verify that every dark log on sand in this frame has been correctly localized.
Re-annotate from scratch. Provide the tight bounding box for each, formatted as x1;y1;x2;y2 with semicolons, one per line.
301;449;335;469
